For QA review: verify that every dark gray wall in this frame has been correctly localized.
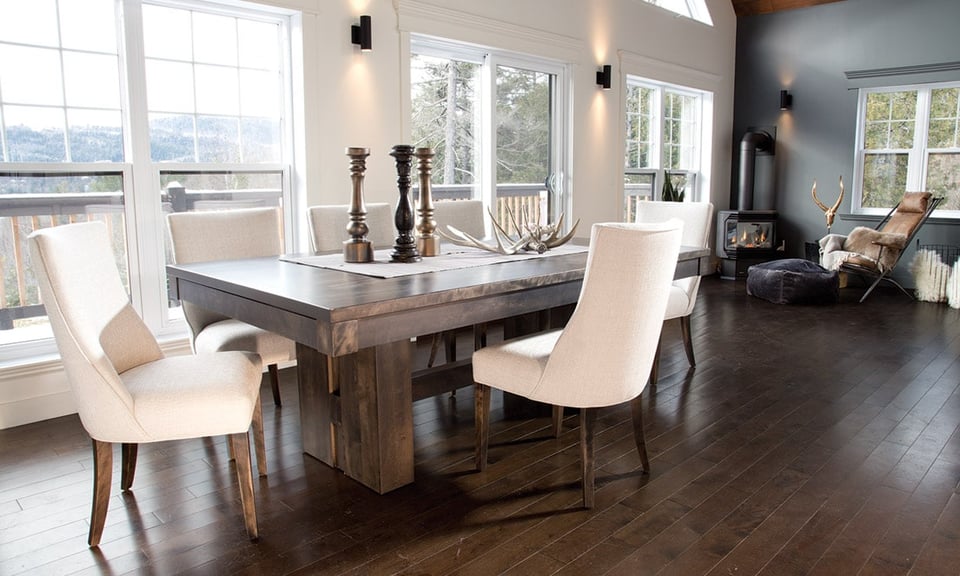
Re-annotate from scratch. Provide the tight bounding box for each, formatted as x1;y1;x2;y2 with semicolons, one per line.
733;0;960;287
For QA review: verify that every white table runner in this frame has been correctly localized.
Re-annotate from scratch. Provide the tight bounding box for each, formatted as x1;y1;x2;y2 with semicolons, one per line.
281;243;589;279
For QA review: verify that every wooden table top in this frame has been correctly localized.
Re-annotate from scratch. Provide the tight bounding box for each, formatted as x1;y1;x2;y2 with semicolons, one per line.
167;245;710;355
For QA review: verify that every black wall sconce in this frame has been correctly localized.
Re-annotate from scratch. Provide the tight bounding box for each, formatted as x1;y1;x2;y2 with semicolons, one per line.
596;65;612;90
351;15;372;52
780;89;793;110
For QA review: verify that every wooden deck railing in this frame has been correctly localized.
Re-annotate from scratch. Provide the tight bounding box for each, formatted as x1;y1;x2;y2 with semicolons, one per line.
0;184;546;330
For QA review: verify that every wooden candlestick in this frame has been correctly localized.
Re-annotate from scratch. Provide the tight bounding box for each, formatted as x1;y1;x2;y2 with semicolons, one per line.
344;147;374;263
389;144;421;263
415;147;440;256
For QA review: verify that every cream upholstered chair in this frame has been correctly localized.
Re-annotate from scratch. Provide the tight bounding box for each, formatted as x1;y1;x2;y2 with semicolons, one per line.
433;199;485;238
167;207;295;408
634;201;713;387
431;200;488;365
472;220;682;508
29;222;263;546
307;202;394;253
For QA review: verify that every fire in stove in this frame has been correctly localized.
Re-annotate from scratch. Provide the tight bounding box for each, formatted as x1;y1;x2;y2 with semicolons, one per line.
733;224;770;248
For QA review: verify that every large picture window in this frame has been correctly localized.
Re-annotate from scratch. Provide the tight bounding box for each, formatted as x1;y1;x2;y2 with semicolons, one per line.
0;0;298;357
623;76;709;221
854;83;960;214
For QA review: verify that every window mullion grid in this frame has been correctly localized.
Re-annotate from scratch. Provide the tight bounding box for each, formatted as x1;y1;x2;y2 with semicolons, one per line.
911;88;931;192
121;0;168;332
653;86;664;199
479;52;496;214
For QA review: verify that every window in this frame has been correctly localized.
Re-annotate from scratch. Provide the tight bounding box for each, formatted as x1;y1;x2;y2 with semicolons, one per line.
0;0;298;356
854;83;960;214
639;0;713;26
623;76;709;221
409;37;570;234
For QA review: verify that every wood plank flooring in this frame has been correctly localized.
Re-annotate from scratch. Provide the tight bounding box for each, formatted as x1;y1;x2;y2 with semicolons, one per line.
2;276;959;575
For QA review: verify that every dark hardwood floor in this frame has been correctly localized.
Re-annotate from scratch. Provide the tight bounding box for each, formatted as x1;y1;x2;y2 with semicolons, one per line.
2;276;960;575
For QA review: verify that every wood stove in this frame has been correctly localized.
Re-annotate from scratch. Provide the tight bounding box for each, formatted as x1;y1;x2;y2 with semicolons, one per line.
718;127;783;279
717;210;779;279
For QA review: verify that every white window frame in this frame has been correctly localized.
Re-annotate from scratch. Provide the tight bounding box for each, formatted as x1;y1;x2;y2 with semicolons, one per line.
409;35;572;227
853;81;960;217
623;75;708;216
0;0;301;364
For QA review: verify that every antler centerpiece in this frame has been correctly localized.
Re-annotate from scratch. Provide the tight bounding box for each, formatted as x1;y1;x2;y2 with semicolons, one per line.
438;204;580;255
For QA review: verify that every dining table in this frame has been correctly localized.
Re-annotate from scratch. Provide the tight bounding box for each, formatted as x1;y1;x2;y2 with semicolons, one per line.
167;242;712;494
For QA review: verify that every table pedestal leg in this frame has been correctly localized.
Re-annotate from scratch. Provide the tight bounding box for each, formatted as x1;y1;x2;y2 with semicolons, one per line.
297;340;414;494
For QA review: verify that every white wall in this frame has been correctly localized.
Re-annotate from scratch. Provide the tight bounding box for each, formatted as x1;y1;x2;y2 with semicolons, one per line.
0;0;736;429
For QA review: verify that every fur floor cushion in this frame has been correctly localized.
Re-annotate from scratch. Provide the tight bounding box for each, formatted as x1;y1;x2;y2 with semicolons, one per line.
841;226;908;272
746;259;839;305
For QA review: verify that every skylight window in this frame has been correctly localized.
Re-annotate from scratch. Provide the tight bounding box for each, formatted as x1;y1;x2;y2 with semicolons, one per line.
643;0;713;26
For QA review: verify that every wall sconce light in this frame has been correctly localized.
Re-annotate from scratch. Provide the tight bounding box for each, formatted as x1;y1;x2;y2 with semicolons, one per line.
351;15;372;52
596;65;612;90
780;89;793;110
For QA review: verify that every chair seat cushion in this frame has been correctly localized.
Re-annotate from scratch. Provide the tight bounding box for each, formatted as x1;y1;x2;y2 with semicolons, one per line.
746;259;839;305
120;351;263;442
195;318;296;366
473;329;562;402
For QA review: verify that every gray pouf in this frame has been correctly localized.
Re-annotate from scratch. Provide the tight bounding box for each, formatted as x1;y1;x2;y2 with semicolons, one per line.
746;258;839;304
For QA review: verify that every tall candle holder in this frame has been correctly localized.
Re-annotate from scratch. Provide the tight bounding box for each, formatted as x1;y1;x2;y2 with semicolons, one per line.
415;147;440;256
389;144;421;263
344;147;374;263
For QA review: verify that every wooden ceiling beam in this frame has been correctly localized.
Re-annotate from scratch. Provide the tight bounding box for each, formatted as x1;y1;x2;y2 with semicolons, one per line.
731;0;846;17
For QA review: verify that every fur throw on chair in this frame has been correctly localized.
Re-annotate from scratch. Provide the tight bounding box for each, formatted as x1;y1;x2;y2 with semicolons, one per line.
840;226;908;272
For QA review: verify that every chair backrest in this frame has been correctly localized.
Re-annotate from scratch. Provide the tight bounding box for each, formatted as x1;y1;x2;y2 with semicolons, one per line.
634;201;714;315
29;222;163;440
167;207;283;339
307;202;394;253
878;192;938;240
167;207;282;263
633;200;713;249
433;199;486;238
192;199;267;211
536;221;682;408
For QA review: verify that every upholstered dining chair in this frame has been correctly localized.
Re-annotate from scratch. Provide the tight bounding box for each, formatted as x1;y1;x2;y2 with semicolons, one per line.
433;199;486;239
472;220;682;508
29;222;263;546
634;201;714;387
307;202;394;253
429;199;489;368
167;207;295;409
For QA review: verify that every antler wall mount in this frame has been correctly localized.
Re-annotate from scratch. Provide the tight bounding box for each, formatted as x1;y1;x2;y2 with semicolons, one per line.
812;175;844;233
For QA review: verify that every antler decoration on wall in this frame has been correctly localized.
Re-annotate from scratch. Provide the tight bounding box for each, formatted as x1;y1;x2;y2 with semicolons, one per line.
812;175;844;232
438;205;580;255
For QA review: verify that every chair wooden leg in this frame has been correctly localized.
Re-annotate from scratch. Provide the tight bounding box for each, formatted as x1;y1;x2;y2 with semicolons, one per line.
551;405;564;438
474;322;487;350
649;333;663;390
268;364;282;407
229;432;259;541
251;396;267;477
580;408;597;509
120;443;137;491
680;315;695;367
89;439;113;547
426;332;442;368
475;384;491;471
630;395;650;473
